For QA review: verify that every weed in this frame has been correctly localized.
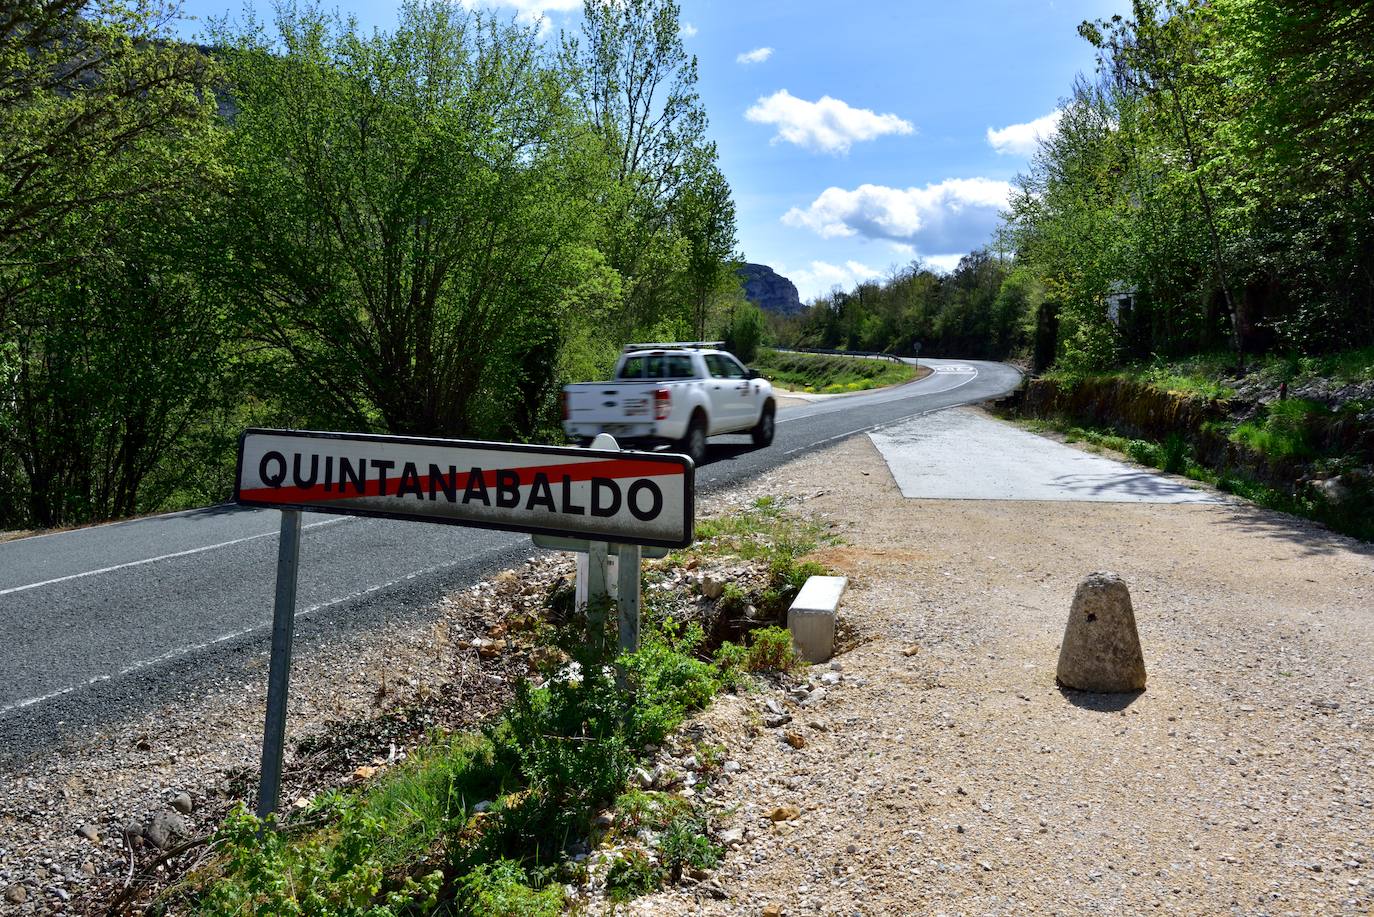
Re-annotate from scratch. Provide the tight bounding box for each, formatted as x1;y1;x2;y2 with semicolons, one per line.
612;790;692;832
458;860;563;917
711;641;748;689
658;816;722;880
605;850;665;902
745;626;799;673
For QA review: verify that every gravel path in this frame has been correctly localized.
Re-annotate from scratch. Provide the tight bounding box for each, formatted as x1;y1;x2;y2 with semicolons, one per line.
630;422;1374;916
4;407;1371;915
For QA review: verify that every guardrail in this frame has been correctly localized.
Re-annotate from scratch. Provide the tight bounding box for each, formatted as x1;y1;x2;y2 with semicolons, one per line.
779;347;911;364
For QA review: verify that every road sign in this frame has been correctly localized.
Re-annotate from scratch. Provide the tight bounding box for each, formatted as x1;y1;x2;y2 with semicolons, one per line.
235;429;694;549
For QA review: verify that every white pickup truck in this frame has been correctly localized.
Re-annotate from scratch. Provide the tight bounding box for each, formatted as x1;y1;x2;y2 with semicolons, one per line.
561;342;776;465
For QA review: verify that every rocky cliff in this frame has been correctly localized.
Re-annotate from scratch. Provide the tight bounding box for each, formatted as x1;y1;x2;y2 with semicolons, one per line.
737;263;803;316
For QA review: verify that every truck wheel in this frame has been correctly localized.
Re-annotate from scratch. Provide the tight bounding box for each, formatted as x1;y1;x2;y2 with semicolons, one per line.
679;415;708;465
751;401;776;448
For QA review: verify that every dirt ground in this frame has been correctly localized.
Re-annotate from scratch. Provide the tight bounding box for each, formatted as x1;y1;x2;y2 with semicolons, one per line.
629;430;1374;916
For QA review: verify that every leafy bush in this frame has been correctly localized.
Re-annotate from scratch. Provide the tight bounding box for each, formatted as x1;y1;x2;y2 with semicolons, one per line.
711;640;749;689
613;790;693;832
200;798;443;916
605;850;665;902
458;860;563;917
745;626;799;673
658;817;722;880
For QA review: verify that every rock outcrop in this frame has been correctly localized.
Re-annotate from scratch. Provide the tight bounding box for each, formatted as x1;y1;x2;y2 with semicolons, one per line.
737;263;803;316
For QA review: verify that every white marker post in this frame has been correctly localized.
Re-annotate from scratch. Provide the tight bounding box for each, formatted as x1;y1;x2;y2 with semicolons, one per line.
235;429;694;822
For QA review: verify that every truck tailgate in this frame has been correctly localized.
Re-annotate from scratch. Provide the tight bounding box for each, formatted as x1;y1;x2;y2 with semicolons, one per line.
565;383;658;424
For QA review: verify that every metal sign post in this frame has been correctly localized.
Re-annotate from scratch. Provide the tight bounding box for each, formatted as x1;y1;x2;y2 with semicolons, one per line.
256;508;301;821
234;428;694;823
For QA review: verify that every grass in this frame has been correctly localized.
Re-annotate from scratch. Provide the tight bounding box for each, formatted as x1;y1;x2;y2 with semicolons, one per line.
1044;346;1374;402
1229;398;1326;460
1016;415;1373;542
182;497;834;916
751;348;916;394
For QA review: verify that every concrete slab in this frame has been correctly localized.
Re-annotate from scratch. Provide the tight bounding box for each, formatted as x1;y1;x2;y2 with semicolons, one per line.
869;409;1224;504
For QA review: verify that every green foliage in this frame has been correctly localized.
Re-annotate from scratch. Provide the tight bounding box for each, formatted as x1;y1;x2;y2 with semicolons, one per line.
613;790;692;832
458;861;564;917
744;626;800;673
658;816;721;880
1006;0;1374;371
751;349;915;394
0;0;226;528
711;641;749;689
723;300;767;363
2;0;740;529
766;250;1030;361
1230;399;1324;460
604;850;665;902
200;800;443;916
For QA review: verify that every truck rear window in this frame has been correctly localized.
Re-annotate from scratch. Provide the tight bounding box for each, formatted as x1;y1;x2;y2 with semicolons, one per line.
618;354;694;380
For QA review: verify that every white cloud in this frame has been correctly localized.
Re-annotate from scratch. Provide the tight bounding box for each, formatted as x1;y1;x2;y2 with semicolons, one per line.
460;0;581;24
987;109;1063;156
736;46;773;65
889;242;915;257
921;254;965;273
782;178;1013;251
785;259;880;301
745;90;913;155
680;21;698;38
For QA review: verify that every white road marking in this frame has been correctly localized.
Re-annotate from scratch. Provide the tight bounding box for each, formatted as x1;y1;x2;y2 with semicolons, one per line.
0;516;350;598
0;537;523;716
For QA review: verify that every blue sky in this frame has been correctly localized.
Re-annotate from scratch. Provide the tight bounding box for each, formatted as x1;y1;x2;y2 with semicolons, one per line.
173;0;1128;301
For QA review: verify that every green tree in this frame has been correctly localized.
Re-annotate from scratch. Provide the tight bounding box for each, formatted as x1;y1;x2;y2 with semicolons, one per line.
217;2;608;438
1;0;223;527
676;155;738;339
570;0;722;336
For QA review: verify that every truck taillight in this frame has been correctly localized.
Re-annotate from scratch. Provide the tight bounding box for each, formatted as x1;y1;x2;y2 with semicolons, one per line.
560;391;569;421
654;388;671;420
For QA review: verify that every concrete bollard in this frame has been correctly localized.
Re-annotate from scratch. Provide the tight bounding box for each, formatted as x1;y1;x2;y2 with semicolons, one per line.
1056;571;1147;693
787;575;847;663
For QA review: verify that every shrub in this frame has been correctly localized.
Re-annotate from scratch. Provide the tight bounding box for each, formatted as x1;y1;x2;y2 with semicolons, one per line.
613;790;692;832
458;860;563;917
605;850;665;902
745;626;799;673
200;798;443;916
658;817;721;880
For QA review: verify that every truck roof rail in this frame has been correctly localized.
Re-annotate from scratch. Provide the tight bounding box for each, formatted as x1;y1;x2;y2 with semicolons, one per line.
622;341;725;353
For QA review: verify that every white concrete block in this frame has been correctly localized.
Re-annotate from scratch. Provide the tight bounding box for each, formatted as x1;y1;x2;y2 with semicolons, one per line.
788;575;847;663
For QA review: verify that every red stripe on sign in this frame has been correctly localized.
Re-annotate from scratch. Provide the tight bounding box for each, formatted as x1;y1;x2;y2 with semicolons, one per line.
239;456;684;506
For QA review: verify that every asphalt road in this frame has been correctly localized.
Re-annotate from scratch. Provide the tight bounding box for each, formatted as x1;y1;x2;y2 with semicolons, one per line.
0;357;1019;755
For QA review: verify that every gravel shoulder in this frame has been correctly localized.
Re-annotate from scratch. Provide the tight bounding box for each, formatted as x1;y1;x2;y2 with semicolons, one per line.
629;425;1374;915
4;409;1371;915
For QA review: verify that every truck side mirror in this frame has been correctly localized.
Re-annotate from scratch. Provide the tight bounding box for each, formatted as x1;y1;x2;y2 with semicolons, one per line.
746;369;761;380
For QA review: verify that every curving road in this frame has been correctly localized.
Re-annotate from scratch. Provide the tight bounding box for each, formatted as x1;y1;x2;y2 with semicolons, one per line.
0;358;1019;756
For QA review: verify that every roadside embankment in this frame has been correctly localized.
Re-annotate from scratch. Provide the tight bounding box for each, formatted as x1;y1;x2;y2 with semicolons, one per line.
1005;369;1374;541
752;350;922;396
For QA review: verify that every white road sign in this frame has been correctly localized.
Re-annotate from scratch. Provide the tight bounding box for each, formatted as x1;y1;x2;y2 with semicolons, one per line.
235;429;694;548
